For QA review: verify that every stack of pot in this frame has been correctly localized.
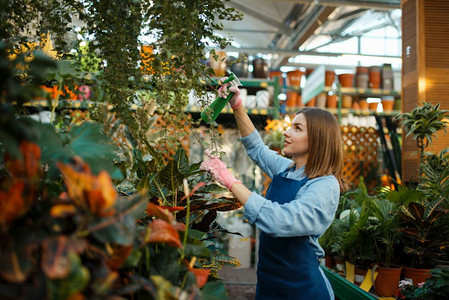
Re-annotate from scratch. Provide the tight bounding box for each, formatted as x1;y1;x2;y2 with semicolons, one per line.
355;66;369;88
381;64;394;90
369;66;381;89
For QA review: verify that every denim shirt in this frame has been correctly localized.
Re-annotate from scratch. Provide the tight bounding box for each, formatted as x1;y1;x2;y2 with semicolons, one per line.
240;129;340;258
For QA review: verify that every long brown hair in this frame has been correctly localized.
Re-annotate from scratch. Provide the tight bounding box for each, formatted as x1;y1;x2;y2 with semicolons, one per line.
297;108;347;191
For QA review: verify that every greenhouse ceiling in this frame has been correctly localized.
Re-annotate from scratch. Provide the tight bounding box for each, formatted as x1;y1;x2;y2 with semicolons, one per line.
215;0;402;70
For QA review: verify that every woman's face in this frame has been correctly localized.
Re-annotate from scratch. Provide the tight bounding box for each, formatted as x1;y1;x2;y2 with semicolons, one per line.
283;113;309;161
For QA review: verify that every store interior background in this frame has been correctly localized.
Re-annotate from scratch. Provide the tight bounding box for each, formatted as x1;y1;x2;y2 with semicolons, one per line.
195;0;403;269
195;0;449;272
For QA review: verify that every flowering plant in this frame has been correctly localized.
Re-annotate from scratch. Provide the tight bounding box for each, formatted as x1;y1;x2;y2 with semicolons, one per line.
396;269;449;300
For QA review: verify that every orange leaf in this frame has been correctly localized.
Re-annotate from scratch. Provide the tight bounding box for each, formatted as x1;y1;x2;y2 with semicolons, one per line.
57;162;117;216
4;142;41;180
147;219;183;248
146;202;174;223
161;205;185;212
0;180;26;226
20;141;41;179
88;171;117;216
189;268;211;288
106;244;133;270
50;204;77;218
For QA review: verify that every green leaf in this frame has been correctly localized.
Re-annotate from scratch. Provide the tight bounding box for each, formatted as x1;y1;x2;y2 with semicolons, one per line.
90;194;147;245
200;281;228;300
47;252;90;300
158;160;184;191
174;147;189;176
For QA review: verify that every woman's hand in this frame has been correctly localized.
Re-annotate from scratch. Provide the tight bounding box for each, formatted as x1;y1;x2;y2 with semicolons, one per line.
218;77;242;109
200;151;241;190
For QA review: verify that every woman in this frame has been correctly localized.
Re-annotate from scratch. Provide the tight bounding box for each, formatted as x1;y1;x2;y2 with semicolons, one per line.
200;82;346;299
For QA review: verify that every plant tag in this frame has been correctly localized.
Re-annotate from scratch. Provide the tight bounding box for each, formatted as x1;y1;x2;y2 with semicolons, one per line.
345;261;355;283
360;269;378;292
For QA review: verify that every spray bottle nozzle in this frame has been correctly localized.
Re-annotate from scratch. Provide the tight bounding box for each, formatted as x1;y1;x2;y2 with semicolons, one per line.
201;71;241;123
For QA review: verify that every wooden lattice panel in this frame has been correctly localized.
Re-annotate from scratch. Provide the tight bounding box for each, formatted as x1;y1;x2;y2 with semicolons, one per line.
341;126;379;188
262;126;379;194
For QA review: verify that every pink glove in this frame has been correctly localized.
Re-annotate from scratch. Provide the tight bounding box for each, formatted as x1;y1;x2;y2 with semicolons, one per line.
200;151;241;190
217;78;242;110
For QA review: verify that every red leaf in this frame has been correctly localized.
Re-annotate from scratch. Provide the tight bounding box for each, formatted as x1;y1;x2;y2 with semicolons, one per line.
0;180;27;226
147;219;183;248
146;202;175;223
190;268;211;288
106;244;133;270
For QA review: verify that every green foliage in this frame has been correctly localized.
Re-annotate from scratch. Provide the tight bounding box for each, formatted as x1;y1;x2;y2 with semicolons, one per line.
397;102;449;165
399;200;449;268
419;149;449;208
2;2;246;299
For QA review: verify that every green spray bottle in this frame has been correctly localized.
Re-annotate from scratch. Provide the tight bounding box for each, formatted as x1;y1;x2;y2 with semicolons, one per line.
201;72;242;123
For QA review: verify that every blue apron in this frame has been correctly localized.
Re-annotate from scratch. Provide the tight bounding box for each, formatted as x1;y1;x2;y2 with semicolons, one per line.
256;172;331;300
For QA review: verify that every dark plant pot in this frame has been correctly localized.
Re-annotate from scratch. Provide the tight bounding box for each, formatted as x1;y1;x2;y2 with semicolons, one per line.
229;57;249;78
324;255;335;269
334;256;345;276
354;266;368;286
252;58;268;78
402;266;431;286
374;266;402;297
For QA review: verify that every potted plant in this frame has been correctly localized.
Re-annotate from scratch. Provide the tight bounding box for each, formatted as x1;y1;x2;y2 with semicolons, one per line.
397;102;449;285
397;102;449;178
368;193;404;297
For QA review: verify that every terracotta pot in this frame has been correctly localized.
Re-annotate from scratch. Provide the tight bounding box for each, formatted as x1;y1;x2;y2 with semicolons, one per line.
374;266;402;297
369;102;379;111
286;69;304;86
338;73;354;87
369;66;381;89
356;66;369;74
359;98;368;110
325;70;335;87
324;256;335;269
316;93;327;108
269;71;284;87
403;266;431;286
286;91;298;107
252;57;268;78
297;94;303;107
306;97;316;107
354;266;368;286
381;96;395;112
342;95;352;108
327;94;337;108
352;100;360;110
